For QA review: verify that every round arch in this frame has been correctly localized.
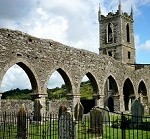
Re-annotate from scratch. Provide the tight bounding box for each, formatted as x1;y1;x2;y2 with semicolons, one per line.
0;59;39;94
123;78;135;111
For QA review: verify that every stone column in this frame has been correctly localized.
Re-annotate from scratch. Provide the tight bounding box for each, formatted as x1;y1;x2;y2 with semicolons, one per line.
93;94;101;107
67;94;81;112
97;95;104;108
139;94;144;104
113;95;120;111
0;93;2;111
119;95;124;112
128;99;132;111
131;95;136;103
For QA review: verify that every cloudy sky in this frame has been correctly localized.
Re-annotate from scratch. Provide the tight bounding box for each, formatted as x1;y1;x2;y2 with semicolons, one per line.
1;0;150;92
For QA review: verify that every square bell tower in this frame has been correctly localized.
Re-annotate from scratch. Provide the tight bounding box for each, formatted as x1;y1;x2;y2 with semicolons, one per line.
98;1;135;64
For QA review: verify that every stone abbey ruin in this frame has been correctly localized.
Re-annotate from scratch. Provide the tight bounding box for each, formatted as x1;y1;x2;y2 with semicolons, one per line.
0;3;150;115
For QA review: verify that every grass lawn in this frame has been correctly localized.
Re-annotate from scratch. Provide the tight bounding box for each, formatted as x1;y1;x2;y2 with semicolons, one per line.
0;115;150;139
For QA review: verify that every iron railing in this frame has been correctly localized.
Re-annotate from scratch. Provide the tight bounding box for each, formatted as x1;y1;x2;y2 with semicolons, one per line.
0;108;150;139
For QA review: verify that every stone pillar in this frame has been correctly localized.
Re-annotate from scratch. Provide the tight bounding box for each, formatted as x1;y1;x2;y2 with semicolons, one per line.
0;93;2;111
67;94;81;112
139;94;144;104
94;94;101;107
98;95;104;108
131;95;136;103
113;95;120;111
108;90;113;96
119;95;124;112
31;93;47;120
128;99;132;111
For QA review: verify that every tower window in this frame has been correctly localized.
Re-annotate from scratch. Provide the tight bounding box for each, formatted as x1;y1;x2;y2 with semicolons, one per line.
128;51;131;59
108;51;112;57
126;23;130;42
107;23;113;43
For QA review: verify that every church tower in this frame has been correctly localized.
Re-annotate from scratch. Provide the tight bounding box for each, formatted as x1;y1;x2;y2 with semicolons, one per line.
98;2;135;64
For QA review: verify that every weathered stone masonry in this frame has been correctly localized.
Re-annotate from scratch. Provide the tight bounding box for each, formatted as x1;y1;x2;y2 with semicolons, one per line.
0;28;150;113
0;3;150;114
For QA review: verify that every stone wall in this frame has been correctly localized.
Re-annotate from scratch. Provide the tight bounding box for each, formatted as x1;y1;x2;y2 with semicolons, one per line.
1;100;33;113
1;99;72;114
0;28;150;112
46;100;72;114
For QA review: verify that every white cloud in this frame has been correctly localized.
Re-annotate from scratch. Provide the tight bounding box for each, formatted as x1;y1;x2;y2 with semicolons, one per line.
135;34;150;51
137;39;150;50
0;65;31;92
47;71;65;89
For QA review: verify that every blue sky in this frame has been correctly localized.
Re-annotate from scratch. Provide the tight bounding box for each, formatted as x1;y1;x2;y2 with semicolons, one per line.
0;0;150;92
134;4;150;63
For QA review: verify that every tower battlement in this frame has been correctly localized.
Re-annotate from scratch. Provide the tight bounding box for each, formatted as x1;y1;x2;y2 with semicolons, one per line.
100;10;133;21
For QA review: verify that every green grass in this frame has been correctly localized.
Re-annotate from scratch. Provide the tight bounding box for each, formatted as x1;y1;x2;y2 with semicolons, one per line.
0;116;150;139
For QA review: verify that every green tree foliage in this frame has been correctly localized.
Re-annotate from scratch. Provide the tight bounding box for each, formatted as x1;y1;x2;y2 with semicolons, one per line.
80;81;93;100
2;81;94;100
47;87;66;100
2;88;32;99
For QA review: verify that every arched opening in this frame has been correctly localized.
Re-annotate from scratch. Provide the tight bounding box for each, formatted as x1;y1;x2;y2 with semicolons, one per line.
107;23;113;43
47;68;72;100
138;81;148;106
104;76;119;112
1;62;37;99
80;72;99;114
123;78;135;111
126;23;130;42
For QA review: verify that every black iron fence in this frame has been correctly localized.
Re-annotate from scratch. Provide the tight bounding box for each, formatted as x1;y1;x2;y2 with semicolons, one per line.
0;108;150;139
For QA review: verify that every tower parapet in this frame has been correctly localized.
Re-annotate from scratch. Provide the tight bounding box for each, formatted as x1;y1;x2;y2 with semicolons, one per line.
100;9;133;22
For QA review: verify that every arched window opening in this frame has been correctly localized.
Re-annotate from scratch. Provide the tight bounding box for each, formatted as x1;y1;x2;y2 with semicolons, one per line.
126;23;130;42
138;81;148;105
107;23;113;43
123;78;135;111
108;51;113;57
128;51;131;59
104;76;119;112
80;73;98;114
0;63;36;100
47;69;72;100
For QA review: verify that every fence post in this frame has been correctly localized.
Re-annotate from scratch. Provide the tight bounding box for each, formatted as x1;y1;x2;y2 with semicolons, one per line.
121;112;125;139
17;104;28;139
